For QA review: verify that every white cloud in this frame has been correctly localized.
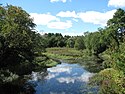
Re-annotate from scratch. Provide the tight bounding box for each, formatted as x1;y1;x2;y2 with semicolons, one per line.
30;13;72;30
108;0;125;7
30;13;59;25
50;0;71;3
77;9;116;26
57;11;78;18
30;9;116;31
47;20;72;29
56;9;116;26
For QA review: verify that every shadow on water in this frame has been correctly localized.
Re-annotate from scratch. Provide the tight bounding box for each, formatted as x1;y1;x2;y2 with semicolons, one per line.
80;60;104;73
0;79;35;94
0;68;48;94
64;59;104;73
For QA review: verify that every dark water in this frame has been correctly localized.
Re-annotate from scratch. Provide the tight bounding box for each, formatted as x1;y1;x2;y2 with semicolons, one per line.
27;61;98;94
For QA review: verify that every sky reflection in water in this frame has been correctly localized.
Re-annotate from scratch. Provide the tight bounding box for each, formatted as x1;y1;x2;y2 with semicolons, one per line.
29;62;97;94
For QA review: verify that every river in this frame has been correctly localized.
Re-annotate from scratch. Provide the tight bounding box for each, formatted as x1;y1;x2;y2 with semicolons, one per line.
26;60;98;94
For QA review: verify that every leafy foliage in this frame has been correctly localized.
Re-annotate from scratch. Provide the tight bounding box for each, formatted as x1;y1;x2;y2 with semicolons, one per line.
74;36;86;50
90;68;125;94
44;33;66;47
0;5;45;76
89;8;125;94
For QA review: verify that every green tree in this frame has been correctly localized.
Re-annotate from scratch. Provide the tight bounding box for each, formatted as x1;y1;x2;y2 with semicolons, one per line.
44;33;66;47
107;8;125;50
0;5;45;75
74;36;85;50
66;37;75;48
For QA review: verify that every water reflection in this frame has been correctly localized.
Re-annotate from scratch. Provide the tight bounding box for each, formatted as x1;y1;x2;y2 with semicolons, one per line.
65;59;103;73
48;65;72;74
28;62;98;94
31;69;48;81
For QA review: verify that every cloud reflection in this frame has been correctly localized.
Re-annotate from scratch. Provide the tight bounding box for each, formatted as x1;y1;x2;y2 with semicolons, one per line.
45;73;59;80
77;72;94;82
57;77;75;83
31;71;48;81
48;65;72;74
50;91;66;94
57;72;94;84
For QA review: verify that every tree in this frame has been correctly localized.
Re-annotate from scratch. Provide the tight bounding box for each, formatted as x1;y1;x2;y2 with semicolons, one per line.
107;8;125;50
44;33;66;47
0;5;39;71
66;37;75;48
74;36;85;50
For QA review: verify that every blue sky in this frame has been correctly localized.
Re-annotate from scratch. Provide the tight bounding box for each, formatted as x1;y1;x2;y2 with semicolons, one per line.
1;0;125;36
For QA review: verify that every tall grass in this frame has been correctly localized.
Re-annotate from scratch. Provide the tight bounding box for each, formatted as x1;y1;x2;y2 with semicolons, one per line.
44;47;83;60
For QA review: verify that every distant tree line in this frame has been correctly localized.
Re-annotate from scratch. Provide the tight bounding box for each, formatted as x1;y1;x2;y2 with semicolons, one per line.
42;33;86;50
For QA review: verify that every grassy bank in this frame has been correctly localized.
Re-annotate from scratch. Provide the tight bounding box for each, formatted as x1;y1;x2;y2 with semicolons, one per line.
44;47;102;61
44;47;83;60
44;47;104;73
34;54;60;68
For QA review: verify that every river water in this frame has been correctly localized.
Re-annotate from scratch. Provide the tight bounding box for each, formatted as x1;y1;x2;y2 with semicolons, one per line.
27;60;98;94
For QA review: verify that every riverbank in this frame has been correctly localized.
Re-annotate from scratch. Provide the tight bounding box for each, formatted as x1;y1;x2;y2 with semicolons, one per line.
44;47;104;73
44;47;103;61
44;47;83;60
34;54;60;68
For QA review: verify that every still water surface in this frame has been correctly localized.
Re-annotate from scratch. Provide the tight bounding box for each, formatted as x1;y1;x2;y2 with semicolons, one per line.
28;60;98;94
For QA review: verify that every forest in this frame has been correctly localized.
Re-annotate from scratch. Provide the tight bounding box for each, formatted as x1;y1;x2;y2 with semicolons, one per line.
0;5;125;94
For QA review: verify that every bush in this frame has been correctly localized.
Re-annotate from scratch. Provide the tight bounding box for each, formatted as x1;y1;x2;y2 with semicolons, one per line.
90;68;125;94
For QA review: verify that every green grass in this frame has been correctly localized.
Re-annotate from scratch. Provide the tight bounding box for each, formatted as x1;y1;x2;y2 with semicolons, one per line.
34;55;59;68
45;59;58;67
44;47;100;60
44;47;83;60
43;47;103;72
